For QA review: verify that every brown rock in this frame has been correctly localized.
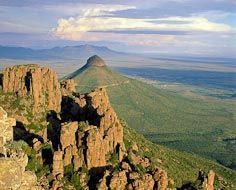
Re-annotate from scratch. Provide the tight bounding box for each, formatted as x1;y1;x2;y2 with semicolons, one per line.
52;179;63;190
129;172;140;180
14;115;30;125
0;158;22;189
79;173;89;190
61;79;76;96
58;88;125;170
53;150;64;178
2;64;61;113
121;161;132;171
21;171;38;188
32;138;42;152
0;106;15;156
97;170;110;190
0;107;42;189
131;143;139;152
87;88;124;156
109;171;127;190
201;170;215;190
0;151;42;190
128;179;146;190
128;173;154;190
130;151;150;168
144;173;155;190
86;127;106;169
64;146;73;166
60;122;78;150
153;168;168;190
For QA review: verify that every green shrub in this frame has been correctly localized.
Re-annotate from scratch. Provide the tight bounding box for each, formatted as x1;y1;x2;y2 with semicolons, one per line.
64;164;83;189
108;152;119;166
26;123;44;133
71;173;82;190
11;97;20;108
78;121;89;132
134;164;146;176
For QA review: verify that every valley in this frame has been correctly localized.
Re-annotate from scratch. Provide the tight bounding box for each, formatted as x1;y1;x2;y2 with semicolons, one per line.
64;56;236;171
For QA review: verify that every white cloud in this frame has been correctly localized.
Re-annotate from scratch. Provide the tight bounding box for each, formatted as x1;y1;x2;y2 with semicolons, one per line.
52;5;232;41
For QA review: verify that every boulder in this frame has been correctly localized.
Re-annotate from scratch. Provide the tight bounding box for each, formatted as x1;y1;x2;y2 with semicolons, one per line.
128;173;155;190
200;170;215;190
121;161;132;171
153;168;168;190
32;138;42;152
109;171;127;190
61;79;76;96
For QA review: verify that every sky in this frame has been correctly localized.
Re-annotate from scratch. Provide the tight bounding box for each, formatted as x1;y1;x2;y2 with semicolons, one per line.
0;0;235;57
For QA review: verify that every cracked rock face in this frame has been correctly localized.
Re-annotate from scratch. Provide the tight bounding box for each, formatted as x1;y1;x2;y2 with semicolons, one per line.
56;88;125;173
2;64;61;113
0;106;15;156
0;106;42;190
61;79;76;96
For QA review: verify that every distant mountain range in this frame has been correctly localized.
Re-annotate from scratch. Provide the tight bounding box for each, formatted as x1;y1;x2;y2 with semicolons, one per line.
0;45;130;60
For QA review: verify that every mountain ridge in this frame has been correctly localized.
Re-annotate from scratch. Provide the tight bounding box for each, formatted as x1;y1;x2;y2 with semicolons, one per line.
0;44;130;60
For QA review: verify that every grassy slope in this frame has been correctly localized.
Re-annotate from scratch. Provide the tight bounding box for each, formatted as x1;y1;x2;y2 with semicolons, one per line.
70;66;236;169
124;124;236;188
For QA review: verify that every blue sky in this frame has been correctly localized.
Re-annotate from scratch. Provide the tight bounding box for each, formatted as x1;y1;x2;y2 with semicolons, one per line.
0;0;235;57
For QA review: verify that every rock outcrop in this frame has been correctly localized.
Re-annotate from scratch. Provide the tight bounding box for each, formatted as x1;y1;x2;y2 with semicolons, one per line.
49;87;171;190
55;88;125;171
2;64;61;113
61;79;76;96
0;106;42;190
153;168;168;190
52;150;64;178
199;170;215;190
97;165;168;190
0;107;15;156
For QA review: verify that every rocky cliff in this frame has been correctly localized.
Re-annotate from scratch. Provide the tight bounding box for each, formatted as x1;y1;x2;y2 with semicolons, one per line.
0;106;43;190
2;64;61;113
0;64;220;190
50;87;215;190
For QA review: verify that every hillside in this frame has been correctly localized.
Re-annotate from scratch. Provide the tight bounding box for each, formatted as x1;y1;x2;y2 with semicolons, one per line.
0;64;236;190
66;55;236;170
